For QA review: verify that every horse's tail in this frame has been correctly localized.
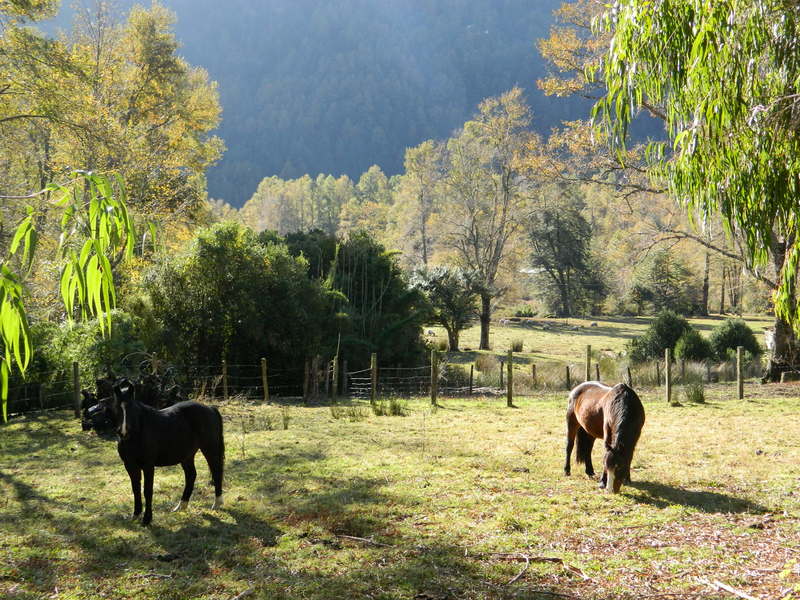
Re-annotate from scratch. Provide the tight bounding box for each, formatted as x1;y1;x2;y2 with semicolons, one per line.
213;406;225;485
575;427;594;466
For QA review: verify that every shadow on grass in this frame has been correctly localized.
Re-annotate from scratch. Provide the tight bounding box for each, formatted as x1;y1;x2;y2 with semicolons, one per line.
627;480;769;513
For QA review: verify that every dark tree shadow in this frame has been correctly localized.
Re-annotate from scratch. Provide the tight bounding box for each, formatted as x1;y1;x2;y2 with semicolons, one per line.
626;480;769;513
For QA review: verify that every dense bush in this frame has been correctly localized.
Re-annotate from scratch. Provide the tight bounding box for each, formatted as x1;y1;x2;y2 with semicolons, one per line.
136;222;332;372
709;319;761;360
674;329;713;362
627;311;691;362
284;230;429;368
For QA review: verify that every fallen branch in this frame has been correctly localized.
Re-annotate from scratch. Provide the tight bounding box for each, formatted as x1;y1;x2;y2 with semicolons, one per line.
335;534;391;547
700;578;760;600
230;589;254;600
506;553;529;585
481;552;588;581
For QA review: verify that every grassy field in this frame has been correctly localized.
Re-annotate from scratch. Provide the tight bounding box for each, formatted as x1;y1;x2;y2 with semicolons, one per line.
432;314;774;367
2;384;800;599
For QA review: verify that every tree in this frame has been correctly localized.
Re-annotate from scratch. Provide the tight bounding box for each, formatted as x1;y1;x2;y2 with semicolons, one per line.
596;0;800;379
0;171;136;421
440;87;535;349
137;222;329;371
526;187;603;317
413;266;478;351
629;249;702;316
0;2;223;220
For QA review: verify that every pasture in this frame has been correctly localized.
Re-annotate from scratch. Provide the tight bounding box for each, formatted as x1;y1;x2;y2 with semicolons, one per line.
435;314;774;365
2;385;799;599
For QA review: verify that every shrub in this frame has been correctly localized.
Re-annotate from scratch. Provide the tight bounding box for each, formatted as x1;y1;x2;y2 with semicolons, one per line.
436;339;449;352
514;305;536;318
683;382;706;404
709;319;761;361
674;329;712;361
474;354;499;373
626;311;691;362
511;339;523;352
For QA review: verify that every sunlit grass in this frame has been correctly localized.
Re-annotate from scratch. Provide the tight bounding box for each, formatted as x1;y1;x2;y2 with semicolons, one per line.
1;385;798;599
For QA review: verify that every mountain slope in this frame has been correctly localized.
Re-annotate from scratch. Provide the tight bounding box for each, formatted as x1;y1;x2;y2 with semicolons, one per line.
51;1;588;205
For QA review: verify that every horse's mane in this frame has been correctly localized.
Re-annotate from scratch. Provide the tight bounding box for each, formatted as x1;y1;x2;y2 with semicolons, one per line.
606;383;644;455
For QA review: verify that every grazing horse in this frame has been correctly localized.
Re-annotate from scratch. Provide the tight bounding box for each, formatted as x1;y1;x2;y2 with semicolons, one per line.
564;382;645;494
85;378;225;525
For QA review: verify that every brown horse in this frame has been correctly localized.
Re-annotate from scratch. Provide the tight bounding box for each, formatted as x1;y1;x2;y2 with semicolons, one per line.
564;382;645;493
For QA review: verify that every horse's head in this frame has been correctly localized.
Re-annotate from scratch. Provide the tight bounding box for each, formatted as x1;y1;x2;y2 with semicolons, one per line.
603;442;631;494
83;396;118;439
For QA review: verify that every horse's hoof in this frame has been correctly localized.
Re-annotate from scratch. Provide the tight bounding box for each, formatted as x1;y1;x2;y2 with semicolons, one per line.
131;512;141;521
172;500;189;512
564;470;571;476
142;514;152;526
211;495;224;510
598;481;606;489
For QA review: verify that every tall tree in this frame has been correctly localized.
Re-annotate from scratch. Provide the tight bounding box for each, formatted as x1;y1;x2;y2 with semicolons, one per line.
439;87;534;349
596;0;800;378
413;266;478;351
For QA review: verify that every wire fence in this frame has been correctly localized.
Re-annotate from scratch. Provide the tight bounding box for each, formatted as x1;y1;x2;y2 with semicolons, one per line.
6;346;766;418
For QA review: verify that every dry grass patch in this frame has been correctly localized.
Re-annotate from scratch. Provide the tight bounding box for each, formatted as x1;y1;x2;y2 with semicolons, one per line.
1;387;799;599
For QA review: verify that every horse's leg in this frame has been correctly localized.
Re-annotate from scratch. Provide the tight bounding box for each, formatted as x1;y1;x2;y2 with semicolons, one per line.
599;469;607;489
124;462;142;519
564;413;578;476
173;458;196;512
141;464;155;526
201;445;224;509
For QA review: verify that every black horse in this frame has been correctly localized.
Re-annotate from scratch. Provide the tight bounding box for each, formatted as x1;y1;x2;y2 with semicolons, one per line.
85;377;225;525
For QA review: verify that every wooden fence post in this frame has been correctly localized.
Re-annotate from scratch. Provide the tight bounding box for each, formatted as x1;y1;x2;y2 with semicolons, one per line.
737;345;744;400
565;365;571;390
499;360;504;388
665;348;671;404
261;358;269;403
430;350;438;406
507;350;513;407
531;363;537;386
313;355;321;399
370;352;378;404
72;361;81;418
332;355;339;401
595;363;600;382
303;357;310;402
656;361;661;387
706;361;712;383
222;359;228;401
469;364;474;396
585;345;591;382
626;366;633;387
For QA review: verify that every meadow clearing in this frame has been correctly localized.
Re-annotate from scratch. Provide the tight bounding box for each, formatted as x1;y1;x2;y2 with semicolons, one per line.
2;381;799;600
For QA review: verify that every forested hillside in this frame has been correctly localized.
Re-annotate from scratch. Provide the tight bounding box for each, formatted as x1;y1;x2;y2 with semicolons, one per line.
50;0;587;205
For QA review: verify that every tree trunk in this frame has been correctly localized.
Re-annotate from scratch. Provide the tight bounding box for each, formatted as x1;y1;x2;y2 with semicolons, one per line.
446;327;459;352
479;292;491;350
700;251;710;316
719;265;726;314
763;232;799;381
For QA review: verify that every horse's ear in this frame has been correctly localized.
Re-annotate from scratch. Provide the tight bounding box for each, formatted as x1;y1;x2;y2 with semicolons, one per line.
113;378;133;400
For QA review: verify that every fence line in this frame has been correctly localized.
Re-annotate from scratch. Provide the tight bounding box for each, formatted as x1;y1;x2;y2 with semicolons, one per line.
6;349;759;418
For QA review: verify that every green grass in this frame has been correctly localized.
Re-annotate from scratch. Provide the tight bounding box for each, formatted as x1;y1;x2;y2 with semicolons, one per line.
438;313;774;367
2;385;799;599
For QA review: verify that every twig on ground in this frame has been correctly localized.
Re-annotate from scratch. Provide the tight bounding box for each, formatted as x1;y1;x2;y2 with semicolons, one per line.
700;578;761;600
506;553;529;585
335;534;391;547
230;589;254;600
481;552;589;581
